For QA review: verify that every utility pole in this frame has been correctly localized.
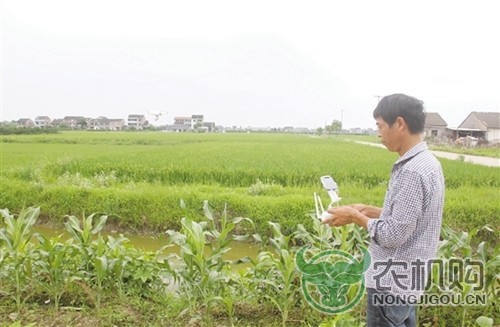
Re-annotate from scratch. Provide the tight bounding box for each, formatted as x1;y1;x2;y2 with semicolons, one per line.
340;109;345;131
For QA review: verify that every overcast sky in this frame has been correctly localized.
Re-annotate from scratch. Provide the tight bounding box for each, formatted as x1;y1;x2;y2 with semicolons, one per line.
1;0;498;129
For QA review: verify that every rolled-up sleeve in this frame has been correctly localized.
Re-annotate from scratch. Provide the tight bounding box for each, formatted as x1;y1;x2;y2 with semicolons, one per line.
368;170;424;248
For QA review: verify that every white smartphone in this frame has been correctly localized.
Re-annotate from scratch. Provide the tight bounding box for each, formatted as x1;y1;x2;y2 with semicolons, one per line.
320;175;341;205
320;175;338;191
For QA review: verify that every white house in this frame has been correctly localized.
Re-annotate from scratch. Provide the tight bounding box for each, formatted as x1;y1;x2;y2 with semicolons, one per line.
88;117;125;131
127;114;148;130
34;116;52;127
62;116;87;129
169;114;214;132
457;112;500;144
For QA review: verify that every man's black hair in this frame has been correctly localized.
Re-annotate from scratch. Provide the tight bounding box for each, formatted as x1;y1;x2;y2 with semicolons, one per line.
373;94;426;134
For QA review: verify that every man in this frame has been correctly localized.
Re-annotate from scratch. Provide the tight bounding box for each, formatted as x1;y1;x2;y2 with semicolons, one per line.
322;93;445;327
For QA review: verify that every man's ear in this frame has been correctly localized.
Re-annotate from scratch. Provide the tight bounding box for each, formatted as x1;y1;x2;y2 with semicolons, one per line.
395;116;407;132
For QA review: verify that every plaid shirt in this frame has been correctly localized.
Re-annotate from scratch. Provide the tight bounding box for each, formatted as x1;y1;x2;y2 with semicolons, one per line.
365;142;445;297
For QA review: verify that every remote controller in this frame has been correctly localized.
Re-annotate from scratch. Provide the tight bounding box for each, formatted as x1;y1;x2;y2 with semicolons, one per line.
314;175;341;221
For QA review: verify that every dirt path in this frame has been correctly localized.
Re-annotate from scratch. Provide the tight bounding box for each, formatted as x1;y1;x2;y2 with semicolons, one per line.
355;141;500;168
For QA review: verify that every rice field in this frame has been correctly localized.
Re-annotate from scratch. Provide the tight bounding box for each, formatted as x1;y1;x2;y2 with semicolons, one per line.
1;131;498;235
1;131;499;326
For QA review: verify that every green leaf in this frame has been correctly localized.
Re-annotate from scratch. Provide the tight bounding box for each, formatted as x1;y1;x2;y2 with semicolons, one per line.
475;316;493;327
92;215;108;234
476;242;487;263
95;256;108;274
203;200;214;222
252;233;262;243
232;234;250;242
232;216;254;226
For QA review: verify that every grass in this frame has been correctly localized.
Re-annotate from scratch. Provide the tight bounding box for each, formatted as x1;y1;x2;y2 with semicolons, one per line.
429;144;500;158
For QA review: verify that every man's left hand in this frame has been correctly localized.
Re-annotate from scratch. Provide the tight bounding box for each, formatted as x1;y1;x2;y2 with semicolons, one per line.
322;206;358;227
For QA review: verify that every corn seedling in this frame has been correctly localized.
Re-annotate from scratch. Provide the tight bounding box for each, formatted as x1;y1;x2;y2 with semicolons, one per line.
0;207;39;312
165;200;253;318
250;222;300;327
33;234;73;311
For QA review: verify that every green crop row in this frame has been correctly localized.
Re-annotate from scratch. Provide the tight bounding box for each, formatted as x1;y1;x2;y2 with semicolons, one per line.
1;134;394;188
2;133;498;188
1;206;498;326
1;132;499;238
1;177;498;246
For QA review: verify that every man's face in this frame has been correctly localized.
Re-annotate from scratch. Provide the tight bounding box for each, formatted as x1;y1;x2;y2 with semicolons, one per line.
375;117;399;152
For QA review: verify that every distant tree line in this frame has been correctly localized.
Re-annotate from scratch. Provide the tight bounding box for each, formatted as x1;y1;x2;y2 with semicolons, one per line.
316;119;343;135
0;125;60;135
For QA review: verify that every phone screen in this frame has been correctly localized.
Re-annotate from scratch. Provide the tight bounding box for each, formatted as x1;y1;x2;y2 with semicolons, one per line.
320;175;338;190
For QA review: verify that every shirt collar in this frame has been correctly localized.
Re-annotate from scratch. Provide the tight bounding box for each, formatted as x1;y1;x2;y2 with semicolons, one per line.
394;141;428;166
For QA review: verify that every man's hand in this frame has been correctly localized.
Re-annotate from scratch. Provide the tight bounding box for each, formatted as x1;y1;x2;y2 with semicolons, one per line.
322;205;371;229
349;203;381;218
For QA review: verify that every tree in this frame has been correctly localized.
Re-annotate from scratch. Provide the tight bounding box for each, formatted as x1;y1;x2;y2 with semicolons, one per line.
193;122;202;131
77;119;87;129
330;119;342;133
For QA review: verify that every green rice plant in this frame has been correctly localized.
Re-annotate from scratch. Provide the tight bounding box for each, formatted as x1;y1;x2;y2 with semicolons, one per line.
248;179;285;196
1;132;499;241
443;188;499;237
0;207;39;312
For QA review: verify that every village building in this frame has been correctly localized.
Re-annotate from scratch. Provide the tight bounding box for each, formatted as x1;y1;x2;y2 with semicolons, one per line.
424;112;448;139
34;116;52;127
16;118;35;128
88;117;125;131
453;111;500;144
127;114;149;130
